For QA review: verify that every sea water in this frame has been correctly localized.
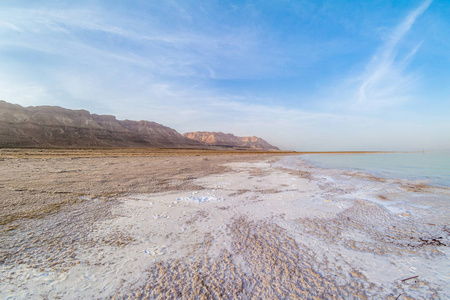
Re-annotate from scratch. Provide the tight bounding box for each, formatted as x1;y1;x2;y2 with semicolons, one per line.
301;151;450;188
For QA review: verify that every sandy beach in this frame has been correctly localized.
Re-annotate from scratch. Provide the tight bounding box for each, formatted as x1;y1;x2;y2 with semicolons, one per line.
1;149;449;299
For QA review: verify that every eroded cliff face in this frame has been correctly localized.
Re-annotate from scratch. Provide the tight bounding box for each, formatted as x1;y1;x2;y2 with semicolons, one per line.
183;131;280;150
0;101;202;148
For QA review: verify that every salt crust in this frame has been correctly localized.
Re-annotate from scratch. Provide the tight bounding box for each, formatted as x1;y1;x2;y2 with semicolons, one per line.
1;156;449;299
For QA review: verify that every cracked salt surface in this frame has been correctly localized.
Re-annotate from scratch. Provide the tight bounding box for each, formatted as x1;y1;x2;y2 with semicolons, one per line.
2;156;449;299
273;156;450;297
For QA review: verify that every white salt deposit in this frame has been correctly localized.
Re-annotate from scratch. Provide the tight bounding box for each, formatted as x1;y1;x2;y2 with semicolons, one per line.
1;156;449;299
176;191;224;203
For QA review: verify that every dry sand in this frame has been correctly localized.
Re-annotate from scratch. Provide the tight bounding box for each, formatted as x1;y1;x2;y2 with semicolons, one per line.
0;149;449;299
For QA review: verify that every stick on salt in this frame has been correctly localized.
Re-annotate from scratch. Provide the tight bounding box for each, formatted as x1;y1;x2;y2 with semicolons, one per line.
401;275;419;282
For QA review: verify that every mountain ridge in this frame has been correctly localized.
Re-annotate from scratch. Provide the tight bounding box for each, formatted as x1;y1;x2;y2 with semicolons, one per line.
0;101;280;150
183;131;279;151
0;101;201;148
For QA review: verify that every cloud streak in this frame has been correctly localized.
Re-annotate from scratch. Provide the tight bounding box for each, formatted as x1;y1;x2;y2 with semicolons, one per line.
0;1;448;151
355;0;432;109
0;7;261;80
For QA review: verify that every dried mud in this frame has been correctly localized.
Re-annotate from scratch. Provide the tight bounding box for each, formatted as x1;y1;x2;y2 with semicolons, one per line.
1;150;448;299
0;149;279;226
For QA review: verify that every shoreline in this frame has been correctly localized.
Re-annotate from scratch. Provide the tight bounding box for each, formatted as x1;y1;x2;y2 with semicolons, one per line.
298;152;450;189
1;152;448;299
0;147;408;159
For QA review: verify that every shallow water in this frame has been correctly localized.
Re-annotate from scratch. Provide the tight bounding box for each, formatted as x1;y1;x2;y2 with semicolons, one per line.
301;151;450;187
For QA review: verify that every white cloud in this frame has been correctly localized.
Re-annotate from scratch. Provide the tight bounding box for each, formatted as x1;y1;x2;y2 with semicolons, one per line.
1;1;447;151
0;76;51;106
354;0;432;110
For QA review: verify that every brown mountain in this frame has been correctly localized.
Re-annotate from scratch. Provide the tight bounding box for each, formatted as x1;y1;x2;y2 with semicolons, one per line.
183;131;279;151
0;101;202;148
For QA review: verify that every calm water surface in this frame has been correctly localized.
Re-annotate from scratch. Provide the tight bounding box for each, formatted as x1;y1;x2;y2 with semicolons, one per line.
301;152;450;187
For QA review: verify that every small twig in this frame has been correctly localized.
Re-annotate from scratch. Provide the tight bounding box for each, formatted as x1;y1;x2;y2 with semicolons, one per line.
395;294;402;300
401;275;419;282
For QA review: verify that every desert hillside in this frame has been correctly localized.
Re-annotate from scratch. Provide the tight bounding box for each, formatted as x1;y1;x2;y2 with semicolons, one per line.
0;101;202;148
183;131;279;151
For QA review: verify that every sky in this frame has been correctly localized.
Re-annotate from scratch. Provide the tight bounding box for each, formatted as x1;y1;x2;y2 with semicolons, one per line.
0;0;449;151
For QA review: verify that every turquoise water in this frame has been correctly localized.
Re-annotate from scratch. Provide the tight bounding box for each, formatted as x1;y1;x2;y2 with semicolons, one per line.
301;152;450;187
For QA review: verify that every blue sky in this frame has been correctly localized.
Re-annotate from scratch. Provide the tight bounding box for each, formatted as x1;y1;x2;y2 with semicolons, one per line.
0;0;449;151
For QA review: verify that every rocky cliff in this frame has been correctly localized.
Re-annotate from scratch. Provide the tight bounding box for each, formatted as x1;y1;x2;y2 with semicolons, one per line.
183;131;279;151
0;101;202;148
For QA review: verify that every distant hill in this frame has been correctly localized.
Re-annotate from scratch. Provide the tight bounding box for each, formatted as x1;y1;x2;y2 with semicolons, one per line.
0;101;202;148
0;101;281;150
183;131;279;151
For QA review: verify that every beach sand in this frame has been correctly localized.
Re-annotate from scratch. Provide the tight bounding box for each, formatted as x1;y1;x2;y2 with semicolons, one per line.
1;149;449;299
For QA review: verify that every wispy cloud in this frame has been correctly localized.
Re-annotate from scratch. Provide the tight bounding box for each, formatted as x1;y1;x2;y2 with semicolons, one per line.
355;0;432;109
0;1;448;151
0;6;261;79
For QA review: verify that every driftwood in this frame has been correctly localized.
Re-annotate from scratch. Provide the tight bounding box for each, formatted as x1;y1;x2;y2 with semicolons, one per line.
395;276;420;299
401;275;419;282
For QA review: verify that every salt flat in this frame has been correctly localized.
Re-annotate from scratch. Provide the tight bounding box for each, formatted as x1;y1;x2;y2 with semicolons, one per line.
1;152;448;299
